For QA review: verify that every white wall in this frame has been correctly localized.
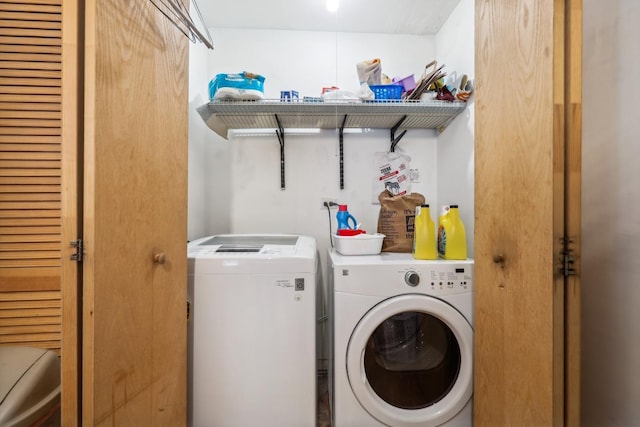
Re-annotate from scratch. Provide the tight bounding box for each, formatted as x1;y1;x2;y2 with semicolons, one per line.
436;0;475;258
582;1;640;425
188;39;231;240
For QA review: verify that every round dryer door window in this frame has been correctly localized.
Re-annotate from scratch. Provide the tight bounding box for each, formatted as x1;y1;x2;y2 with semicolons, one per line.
346;294;473;427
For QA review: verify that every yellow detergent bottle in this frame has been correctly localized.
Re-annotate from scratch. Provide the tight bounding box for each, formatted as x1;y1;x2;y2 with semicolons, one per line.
413;204;437;259
438;204;467;259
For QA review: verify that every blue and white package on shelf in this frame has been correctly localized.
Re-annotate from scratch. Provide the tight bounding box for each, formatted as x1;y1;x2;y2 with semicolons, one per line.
209;71;265;101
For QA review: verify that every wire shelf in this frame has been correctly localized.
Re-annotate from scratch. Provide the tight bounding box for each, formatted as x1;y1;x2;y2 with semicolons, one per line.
196;99;466;139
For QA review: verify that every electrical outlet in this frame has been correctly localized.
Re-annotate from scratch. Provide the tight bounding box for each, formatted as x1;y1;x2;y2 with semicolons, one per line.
321;198;338;209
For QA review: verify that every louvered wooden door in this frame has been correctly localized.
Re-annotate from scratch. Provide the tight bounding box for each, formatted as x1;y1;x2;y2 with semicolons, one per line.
0;0;62;353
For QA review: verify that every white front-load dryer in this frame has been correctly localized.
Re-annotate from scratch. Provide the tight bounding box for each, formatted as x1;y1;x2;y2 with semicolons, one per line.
328;250;474;427
188;234;318;427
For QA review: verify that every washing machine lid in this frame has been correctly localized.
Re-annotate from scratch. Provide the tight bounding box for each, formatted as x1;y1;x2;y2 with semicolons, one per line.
188;234;317;274
346;294;473;427
198;235;299;250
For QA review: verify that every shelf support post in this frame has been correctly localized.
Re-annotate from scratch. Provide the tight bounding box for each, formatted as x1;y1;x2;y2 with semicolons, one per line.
339;115;347;190
275;115;285;189
390;115;408;152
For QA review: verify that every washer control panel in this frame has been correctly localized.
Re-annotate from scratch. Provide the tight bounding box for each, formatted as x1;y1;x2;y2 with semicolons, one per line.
399;262;473;294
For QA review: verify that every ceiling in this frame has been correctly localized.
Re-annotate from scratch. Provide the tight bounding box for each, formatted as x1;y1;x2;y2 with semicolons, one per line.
195;0;462;36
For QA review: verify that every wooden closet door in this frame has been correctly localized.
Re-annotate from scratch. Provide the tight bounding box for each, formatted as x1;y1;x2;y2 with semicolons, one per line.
474;0;581;425
81;0;188;425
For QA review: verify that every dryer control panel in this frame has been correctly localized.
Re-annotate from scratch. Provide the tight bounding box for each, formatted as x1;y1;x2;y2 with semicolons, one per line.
403;267;471;292
330;251;473;297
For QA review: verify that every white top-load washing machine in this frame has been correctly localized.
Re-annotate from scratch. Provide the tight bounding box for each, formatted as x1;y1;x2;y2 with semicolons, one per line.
328;250;474;427
188;234;317;427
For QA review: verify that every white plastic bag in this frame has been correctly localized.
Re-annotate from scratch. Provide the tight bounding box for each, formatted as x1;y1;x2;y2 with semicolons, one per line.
371;151;412;204
356;58;382;86
357;83;375;101
321;90;360;101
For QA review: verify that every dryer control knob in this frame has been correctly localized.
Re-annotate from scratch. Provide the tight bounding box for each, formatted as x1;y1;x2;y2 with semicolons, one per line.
404;271;420;287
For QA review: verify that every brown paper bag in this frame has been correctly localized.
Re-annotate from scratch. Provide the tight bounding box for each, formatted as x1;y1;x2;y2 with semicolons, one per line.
377;190;426;252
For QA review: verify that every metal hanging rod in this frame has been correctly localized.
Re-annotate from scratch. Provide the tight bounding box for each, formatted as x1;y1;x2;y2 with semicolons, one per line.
149;0;214;50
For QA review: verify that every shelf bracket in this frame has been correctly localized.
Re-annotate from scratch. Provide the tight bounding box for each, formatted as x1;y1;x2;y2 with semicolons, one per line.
390;115;408;152
339;115;347;190
275;115;285;189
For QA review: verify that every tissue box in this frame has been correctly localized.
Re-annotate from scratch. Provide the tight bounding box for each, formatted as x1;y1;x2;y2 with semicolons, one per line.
332;233;385;255
280;90;299;101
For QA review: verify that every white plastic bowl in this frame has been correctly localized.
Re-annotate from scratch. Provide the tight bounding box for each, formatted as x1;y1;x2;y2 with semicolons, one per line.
332;233;385;256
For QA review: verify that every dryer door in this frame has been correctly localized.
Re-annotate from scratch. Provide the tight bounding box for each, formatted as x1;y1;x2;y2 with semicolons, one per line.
346;294;473;427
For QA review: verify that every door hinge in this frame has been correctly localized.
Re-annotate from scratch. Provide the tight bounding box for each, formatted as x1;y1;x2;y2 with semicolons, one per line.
70;239;84;262
559;237;576;277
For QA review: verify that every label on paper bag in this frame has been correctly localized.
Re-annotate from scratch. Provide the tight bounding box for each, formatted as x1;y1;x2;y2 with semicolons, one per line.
371;152;411;204
376;191;425;252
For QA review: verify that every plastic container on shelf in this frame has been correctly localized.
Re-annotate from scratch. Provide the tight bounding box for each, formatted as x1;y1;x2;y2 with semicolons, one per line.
333;233;385;256
369;84;403;101
392;75;416;93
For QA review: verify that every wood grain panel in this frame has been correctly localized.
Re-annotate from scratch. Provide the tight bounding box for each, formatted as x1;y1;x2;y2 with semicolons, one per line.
1;53;62;63
0;19;61;30
0;44;61;55
0;307;60;318
0;102;60;112
0;36;61;47
0;94;61;103
1;60;61;71
0;69;60;78
0;192;60;201
0;77;61;87
0;0;61;11
0;28;61;39
0;85;62;95
1;14;59;23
